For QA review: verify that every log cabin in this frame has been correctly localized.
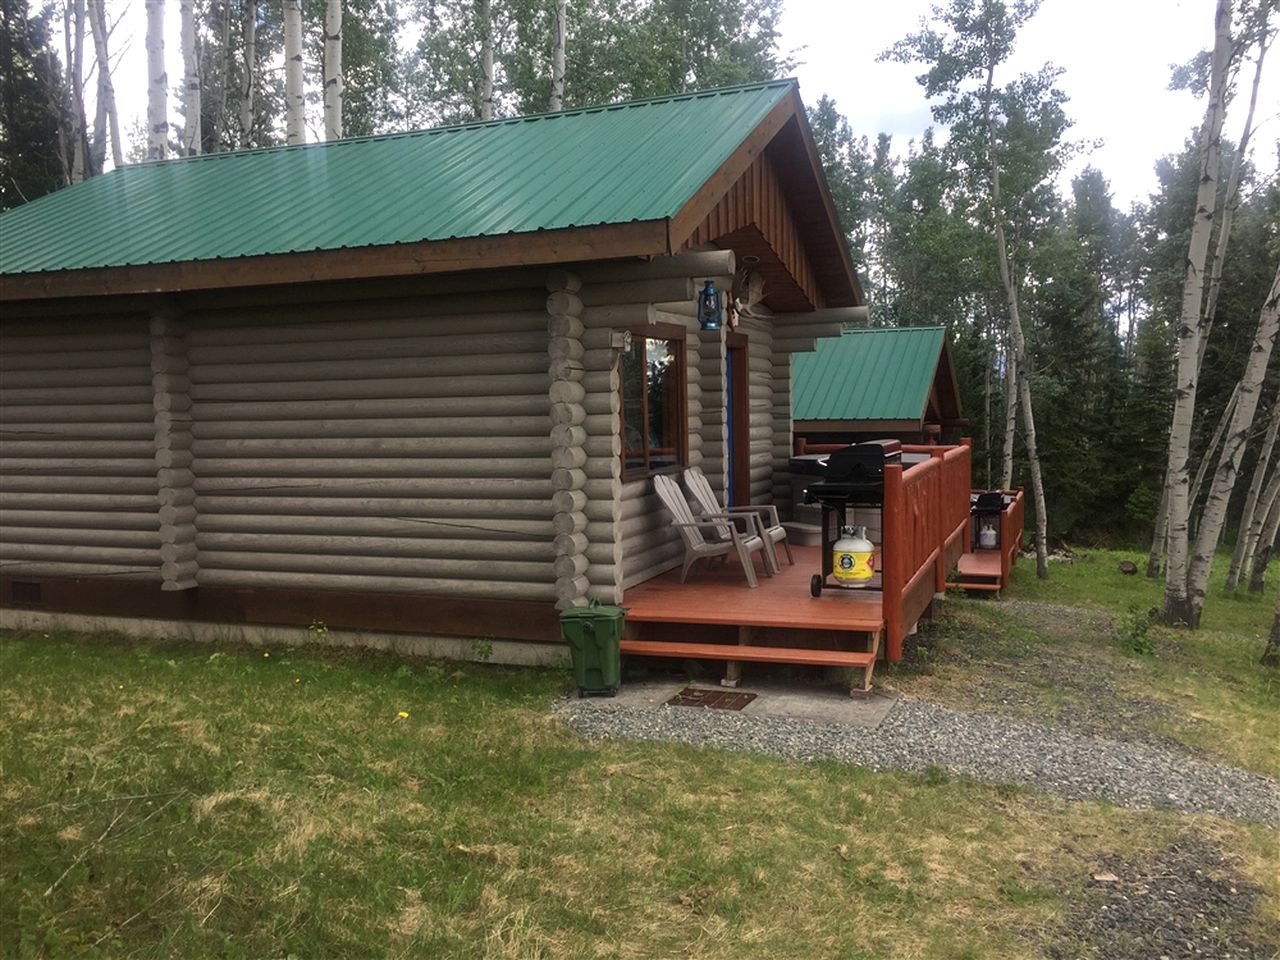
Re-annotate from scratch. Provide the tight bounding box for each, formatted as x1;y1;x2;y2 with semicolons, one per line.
0;80;970;680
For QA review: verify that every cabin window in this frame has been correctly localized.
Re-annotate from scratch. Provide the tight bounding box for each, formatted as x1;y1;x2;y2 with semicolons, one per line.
620;330;687;479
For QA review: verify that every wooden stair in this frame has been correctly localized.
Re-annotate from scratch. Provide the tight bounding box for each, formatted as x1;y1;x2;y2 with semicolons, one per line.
947;549;1004;595
620;632;881;694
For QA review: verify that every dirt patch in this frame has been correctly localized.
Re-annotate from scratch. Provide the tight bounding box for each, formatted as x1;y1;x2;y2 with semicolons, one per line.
890;602;1194;754
1046;837;1276;959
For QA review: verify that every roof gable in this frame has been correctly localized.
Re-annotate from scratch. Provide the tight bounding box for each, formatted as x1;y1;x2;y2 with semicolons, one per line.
0;80;860;307
793;326;959;424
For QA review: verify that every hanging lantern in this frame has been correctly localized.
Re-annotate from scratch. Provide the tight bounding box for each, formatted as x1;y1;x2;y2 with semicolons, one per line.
696;280;723;331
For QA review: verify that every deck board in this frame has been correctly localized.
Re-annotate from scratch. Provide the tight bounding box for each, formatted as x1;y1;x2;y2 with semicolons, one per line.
956;550;1003;579
622;545;883;632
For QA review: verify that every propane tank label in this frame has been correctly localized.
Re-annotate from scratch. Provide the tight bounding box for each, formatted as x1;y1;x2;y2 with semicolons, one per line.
833;550;875;583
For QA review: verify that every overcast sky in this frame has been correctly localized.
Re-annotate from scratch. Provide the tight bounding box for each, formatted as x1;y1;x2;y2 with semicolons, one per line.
106;0;1275;208
780;0;1278;207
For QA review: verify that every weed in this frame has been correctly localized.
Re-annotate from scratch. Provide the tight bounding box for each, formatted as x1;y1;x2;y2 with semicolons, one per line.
307;620;329;644
469;636;494;663
1116;605;1156;656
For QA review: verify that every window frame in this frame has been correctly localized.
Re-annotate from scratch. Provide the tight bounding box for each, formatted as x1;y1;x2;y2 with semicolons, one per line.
618;322;689;482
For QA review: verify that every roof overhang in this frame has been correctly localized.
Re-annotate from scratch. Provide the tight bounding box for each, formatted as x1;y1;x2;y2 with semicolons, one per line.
0;219;670;302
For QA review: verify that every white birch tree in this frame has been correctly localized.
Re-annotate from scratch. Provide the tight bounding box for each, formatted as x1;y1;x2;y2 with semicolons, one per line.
86;0;121;170
63;0;87;181
1000;339;1016;489
1185;265;1280;626
478;0;494;119
239;0;257;147
284;0;305;144
1161;0;1232;625
323;0;344;140
145;0;167;160
179;0;201;154
1229;408;1279;591
549;0;567;111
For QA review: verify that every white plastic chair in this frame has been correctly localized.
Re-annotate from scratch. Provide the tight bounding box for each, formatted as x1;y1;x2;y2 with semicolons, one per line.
652;473;771;587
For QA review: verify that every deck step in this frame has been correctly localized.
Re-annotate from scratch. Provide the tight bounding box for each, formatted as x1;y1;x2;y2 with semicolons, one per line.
620;639;875;668
947;581;1002;592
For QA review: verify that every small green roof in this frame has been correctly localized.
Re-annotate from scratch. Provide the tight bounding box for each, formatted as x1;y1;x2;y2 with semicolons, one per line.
793;326;954;424
1;81;793;276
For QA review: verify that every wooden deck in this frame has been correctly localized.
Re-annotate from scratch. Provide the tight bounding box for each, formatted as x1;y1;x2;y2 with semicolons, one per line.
623;545;883;633
956;550;1002;579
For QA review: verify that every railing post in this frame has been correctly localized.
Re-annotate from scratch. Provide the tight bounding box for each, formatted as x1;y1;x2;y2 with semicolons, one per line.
962;437;973;553
882;461;905;662
930;448;947;594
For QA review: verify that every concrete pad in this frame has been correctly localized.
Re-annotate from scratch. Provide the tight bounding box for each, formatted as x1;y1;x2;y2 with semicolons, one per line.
579;678;896;728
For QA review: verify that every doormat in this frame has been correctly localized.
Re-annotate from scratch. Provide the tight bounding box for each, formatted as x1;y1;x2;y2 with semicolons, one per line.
665;687;758;711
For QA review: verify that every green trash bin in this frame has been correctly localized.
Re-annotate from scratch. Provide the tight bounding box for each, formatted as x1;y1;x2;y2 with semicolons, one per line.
559;599;625;697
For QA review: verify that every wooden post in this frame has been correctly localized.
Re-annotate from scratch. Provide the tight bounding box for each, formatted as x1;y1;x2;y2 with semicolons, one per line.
882;462;905;662
547;270;589;609
150;309;198;590
930;447;947;595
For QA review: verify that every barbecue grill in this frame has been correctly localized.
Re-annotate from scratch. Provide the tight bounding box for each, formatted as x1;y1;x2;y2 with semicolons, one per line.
794;440;902;597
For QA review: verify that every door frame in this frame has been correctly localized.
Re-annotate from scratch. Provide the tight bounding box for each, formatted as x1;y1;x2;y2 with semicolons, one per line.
726;332;750;507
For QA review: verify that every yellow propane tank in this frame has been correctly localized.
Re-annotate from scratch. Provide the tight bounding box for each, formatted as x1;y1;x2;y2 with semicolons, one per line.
832;525;875;588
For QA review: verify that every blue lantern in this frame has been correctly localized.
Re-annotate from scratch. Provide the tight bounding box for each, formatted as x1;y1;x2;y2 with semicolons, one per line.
697;280;723;331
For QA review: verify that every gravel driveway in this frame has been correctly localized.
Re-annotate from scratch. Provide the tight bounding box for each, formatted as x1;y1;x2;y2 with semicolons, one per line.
554;696;1280;826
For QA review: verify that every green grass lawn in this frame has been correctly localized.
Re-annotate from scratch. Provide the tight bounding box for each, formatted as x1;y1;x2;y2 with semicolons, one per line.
3;628;1276;959
885;549;1279;778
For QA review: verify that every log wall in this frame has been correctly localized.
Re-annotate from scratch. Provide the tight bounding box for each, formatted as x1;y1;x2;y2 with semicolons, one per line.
182;285;557;601
0;316;162;581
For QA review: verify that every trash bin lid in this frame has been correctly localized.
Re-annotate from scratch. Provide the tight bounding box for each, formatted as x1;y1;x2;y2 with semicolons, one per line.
559;599;626;621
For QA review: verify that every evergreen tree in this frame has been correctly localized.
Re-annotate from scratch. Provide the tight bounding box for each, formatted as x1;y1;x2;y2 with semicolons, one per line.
0;0;63;209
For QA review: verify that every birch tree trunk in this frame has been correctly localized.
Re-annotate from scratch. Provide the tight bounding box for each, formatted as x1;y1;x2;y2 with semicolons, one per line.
479;0;494;120
89;8;106;175
1250;485;1280;593
239;0;257;147
1188;384;1239;531
1230;418;1279;591
284;0;305;144
1186;264;1280;626
145;0;168;160
1196;20;1269;375
179;0;201;155
1000;338;1016;489
1261;587;1280;667
323;0;343;140
549;0;566;111
65;0;87;181
87;0;122;169
1162;0;1232;625
982;60;1048;577
1146;481;1169;578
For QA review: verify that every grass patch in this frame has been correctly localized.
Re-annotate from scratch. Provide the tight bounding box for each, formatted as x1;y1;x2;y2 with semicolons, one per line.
3;628;1276;958
884;548;1279;778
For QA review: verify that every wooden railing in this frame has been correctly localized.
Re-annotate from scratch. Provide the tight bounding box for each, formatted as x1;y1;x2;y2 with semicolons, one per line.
999;487;1026;584
882;439;972;661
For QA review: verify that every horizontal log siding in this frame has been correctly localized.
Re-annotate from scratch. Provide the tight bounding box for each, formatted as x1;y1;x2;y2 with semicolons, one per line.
0;317;162;580
185;289;556;601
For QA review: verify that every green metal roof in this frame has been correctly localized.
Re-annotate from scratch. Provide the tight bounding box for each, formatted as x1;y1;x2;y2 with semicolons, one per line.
792;326;949;423
0;81;793;276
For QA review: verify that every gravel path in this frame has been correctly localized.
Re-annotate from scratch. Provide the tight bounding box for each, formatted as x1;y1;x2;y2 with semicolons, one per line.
554;696;1280;826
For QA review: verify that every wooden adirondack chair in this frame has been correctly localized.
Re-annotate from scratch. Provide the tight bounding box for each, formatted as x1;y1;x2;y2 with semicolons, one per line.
683;465;794;574
652;473;771;587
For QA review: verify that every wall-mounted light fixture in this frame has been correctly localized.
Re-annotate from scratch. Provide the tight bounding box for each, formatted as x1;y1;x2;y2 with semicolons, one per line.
696;280;723;331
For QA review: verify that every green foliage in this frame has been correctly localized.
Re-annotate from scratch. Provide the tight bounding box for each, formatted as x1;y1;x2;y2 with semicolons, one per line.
1115;605;1156;656
406;0;789;126
0;0;65;209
